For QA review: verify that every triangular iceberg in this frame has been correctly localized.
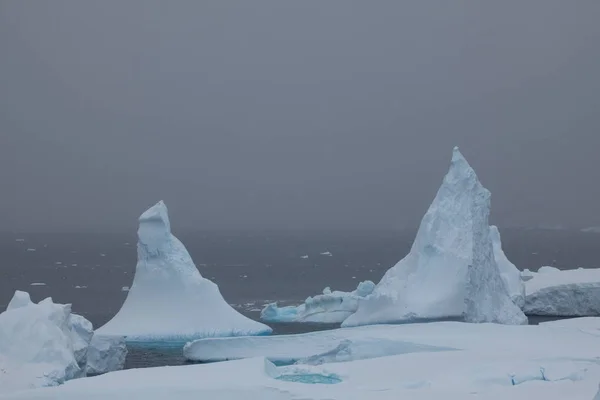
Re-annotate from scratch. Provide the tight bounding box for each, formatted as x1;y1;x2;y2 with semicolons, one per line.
97;201;272;342
343;147;526;327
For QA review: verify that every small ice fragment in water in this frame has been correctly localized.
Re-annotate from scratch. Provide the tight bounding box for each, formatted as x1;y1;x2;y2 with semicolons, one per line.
75;285;87;289
301;255;309;259
320;251;333;256
15;238;25;242
100;253;106;257
121;286;129;292
30;282;46;286
26;248;36;252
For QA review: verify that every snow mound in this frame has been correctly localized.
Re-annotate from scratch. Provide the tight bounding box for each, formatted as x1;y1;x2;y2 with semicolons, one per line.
524;268;600;316
85;335;127;375
343;148;524;327
0;293;80;393
96;201;271;343
261;281;375;323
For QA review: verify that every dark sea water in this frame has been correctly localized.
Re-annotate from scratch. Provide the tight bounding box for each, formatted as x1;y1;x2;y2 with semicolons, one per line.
0;228;598;370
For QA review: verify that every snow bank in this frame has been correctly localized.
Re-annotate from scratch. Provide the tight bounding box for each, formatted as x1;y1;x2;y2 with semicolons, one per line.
524;268;600;316
261;281;375;324
96;201;271;343
5;329;600;400
343;148;524;327
85;335;127;375
0;293;80;393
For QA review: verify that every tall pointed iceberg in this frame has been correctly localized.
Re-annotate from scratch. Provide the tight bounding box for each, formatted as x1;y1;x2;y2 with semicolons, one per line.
97;201;272;342
343;147;526;327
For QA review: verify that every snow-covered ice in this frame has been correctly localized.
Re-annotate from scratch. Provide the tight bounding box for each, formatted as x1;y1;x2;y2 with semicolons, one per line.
85;335;127;375
5;322;600;399
343;148;524;327
524;267;600;316
261;281;375;323
96;201;271;343
184;321;598;365
0;293;80;393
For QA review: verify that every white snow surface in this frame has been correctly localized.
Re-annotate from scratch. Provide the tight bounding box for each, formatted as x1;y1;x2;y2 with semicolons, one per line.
0;293;80;393
261;281;376;323
11;322;600;400
85;335;127;375
96;201;271;342
524;268;600;316
343;148;523;327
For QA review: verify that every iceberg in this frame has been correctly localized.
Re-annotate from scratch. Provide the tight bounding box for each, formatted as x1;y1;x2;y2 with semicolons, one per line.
69;314;93;368
343;147;524;327
85;335;127;375
261;281;375;324
490;225;526;308
96;201;271;343
463;190;527;325
0;293;80;393
524;267;600;316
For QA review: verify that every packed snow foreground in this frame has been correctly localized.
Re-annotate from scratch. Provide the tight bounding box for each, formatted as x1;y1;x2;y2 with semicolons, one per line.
96;201;271;343
0;291;125;394
6;320;600;400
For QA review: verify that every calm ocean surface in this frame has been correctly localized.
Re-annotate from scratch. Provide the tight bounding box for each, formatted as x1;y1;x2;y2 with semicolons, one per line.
1;228;598;369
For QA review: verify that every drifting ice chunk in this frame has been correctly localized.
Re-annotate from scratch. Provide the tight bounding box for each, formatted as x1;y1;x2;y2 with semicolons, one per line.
85;335;127;375
96;201;271;343
464;190;527;325
524;268;600;316
261;281;375;323
320;251;333;256
0;294;80;393
343;148;524;327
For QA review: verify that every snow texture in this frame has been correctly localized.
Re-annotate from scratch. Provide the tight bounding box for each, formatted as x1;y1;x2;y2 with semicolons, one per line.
96;201;271;342
343;147;523;327
85;335;127;375
0;293;80;393
261;281;375;323
5;325;600;400
463;191;528;324
524;268;600;316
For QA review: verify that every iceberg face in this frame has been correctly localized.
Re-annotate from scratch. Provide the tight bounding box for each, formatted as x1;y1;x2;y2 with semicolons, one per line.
85;335;127;375
261;281;375;324
523;268;600;316
0;293;80;393
97;201;271;343
344;148;521;327
6;290;33;311
490;226;526;308
69;314;94;368
463;189;527;325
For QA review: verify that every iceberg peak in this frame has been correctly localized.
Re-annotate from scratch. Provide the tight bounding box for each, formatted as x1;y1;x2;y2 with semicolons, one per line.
97;201;271;342
343;147;524;327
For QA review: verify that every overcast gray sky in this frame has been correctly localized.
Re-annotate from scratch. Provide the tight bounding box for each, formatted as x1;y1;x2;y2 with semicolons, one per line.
1;1;599;232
